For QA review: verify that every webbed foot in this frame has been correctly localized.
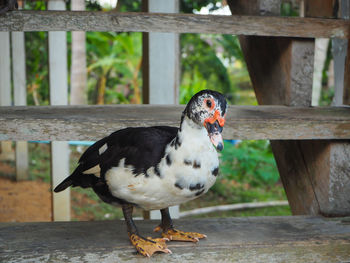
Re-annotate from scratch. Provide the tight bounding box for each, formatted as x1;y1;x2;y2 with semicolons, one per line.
129;233;172;257
154;226;207;242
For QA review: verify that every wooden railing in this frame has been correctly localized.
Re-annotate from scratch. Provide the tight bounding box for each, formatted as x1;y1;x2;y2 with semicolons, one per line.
0;105;349;141
1;11;349;38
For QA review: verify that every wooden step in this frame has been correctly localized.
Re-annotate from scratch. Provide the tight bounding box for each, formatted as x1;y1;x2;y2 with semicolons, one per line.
1;216;350;262
0;105;349;141
0;11;349;39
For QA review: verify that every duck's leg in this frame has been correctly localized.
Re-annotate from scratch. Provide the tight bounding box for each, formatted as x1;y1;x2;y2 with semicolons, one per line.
154;207;207;242
122;204;171;257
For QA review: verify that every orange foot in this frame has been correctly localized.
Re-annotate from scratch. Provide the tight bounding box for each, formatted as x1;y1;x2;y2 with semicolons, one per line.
129;234;172;257
154;226;207;242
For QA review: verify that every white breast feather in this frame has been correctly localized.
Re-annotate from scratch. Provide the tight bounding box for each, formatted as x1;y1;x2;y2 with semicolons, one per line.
105;117;219;210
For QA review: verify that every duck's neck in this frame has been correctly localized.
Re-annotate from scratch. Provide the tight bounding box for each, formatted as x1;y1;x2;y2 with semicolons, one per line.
176;116;211;150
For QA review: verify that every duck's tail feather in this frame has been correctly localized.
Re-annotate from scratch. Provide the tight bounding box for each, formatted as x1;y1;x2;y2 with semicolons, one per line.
54;169;99;193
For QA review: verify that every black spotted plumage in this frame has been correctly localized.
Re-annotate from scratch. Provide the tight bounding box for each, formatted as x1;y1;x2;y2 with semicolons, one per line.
54;126;177;197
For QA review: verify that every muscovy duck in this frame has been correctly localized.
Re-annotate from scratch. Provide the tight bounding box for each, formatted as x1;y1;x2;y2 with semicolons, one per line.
54;89;227;257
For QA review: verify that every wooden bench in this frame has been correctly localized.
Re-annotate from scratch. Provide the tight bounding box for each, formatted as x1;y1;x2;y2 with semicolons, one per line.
1;216;350;262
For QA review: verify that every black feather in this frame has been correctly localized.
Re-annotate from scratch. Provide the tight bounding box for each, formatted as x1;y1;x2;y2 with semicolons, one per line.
54;126;178;205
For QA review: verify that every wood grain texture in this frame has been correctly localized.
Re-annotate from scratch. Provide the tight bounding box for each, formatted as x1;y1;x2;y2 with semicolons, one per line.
48;0;70;222
0;11;349;38
344;30;350;105
1;217;350;262
0;105;349;141
228;0;350;217
304;0;337;18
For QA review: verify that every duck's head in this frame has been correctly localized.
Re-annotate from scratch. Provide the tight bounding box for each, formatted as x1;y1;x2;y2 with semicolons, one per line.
183;90;227;151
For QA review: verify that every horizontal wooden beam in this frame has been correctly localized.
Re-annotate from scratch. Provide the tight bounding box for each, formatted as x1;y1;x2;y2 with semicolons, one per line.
1;217;350;262
0;105;349;141
0;11;349;38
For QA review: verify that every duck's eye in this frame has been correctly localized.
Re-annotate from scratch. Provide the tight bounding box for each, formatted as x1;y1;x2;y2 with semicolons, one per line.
206;100;212;108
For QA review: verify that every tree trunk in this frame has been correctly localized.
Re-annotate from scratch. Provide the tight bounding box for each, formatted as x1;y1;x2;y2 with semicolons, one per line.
97;75;106;105
70;0;87;105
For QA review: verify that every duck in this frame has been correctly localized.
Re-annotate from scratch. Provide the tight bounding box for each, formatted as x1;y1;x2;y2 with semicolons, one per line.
54;89;227;257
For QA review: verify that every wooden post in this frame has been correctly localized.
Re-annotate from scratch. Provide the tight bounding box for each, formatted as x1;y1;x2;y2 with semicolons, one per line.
48;0;70;221
228;0;350;216
344;36;350;105
142;0;180;219
142;0;179;104
0;31;14;161
11;2;29;180
335;0;350;106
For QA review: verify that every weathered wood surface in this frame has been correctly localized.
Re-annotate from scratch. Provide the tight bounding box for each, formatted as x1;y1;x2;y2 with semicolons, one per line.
0;11;349;38
0;31;14;161
0;105;350;141
48;0;70;222
12;23;29;181
1;216;350;262
142;0;180;105
227;0;350;217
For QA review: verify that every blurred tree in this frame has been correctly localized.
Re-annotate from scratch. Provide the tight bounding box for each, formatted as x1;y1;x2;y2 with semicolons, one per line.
70;0;87;105
24;1;49;105
86;32;142;104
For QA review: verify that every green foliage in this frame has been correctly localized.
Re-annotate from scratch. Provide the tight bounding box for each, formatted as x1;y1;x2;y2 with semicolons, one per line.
281;2;299;17
206;140;284;205
221;140;279;185
319;41;334;106
28;143;51;182
24;1;49;105
180;34;249;103
181;34;231;94
86;32;142;104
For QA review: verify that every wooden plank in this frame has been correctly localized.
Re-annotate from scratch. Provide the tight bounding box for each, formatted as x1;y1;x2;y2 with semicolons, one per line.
0;31;14;161
0;11;349;38
331;0;349;106
0;32;11;107
11;29;29;180
228;2;319;215
342;0;350;105
228;0;350;217
229;0;281;16
239;37;314;106
304;0;337;18
1;216;350;262
344;38;350;105
48;0;70;222
0;105;349;141
142;0;179;104
51;141;70;221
